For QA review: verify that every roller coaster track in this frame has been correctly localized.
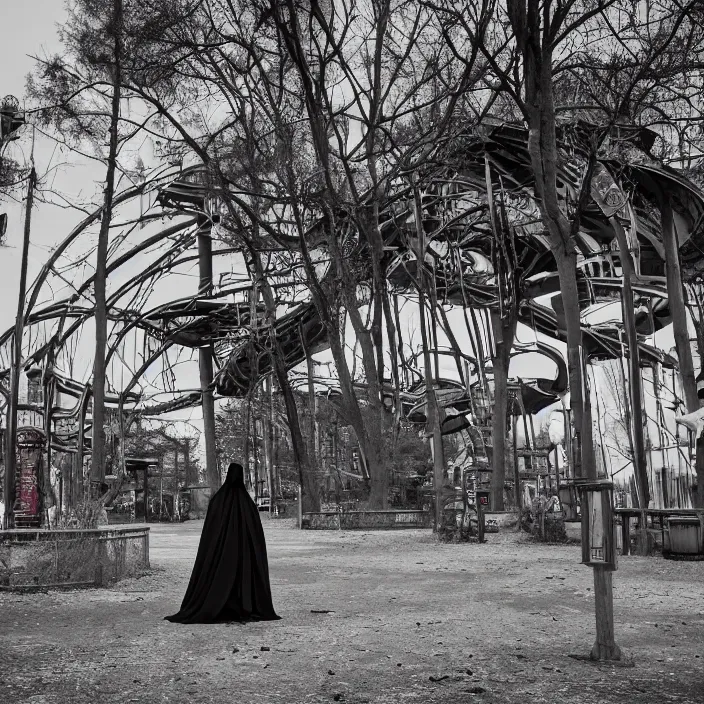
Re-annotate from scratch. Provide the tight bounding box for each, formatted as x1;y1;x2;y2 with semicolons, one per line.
2;123;702;450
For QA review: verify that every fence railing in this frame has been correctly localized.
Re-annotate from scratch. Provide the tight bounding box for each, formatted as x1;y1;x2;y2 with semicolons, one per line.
301;509;433;530
0;527;150;590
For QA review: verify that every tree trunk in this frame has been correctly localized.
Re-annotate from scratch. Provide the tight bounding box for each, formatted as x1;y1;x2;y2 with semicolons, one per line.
412;186;445;529
282;203;383;508
305;350;318;481
555;251;597;480
253;404;259;503
340;295;388;508
320;307;388;508
266;376;276;515
660;197;703;506
197;226;220;490
490;321;510;511
507;0;615;660
250;252;319;512
661;199;699;411
366;422;389;509
3;167;36;529
485;153;520;510
302;347;323;509
272;13;390;509
91;0;122;489
274;355;319;512
512;3;596;481
611;216;650;505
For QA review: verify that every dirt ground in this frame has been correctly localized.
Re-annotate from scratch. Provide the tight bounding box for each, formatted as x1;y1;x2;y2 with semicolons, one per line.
1;517;703;704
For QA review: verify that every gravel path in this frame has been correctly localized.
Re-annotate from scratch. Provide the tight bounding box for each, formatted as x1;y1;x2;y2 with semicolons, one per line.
1;518;703;703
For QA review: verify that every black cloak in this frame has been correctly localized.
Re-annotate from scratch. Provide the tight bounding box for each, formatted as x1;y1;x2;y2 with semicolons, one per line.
165;463;280;623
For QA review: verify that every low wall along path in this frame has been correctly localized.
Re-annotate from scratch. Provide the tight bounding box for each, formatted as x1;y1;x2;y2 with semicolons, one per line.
0;526;150;590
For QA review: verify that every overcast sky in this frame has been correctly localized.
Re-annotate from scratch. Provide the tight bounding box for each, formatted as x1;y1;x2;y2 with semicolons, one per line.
1;1;85;333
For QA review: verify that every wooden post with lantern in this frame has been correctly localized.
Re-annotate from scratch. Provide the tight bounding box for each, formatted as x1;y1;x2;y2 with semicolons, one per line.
576;479;621;661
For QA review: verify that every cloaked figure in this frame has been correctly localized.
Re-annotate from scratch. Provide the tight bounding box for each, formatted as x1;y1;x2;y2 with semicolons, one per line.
165;462;280;624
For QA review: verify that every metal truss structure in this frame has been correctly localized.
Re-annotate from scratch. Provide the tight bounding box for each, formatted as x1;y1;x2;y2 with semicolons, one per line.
1;122;703;511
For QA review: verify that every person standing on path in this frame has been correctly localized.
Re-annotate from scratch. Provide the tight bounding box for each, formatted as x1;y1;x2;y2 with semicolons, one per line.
165;462;280;624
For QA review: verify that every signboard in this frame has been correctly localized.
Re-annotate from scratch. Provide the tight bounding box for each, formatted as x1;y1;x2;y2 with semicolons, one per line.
590;164;628;218
577;480;616;569
476;490;491;508
15;427;45;527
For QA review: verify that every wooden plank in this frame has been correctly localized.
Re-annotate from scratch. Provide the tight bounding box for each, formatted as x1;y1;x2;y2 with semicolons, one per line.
590;565;622;661
621;515;630;556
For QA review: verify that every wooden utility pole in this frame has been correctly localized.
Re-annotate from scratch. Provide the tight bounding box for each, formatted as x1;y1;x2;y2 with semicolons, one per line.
590;565;621;660
3;167;36;530
197;222;219;491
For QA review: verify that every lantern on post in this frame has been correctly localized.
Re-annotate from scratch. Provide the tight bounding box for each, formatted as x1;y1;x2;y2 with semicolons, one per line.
577;478;621;660
577;479;617;569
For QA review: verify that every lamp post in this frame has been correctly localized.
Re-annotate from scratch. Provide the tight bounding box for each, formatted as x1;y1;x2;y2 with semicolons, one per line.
576;479;621;661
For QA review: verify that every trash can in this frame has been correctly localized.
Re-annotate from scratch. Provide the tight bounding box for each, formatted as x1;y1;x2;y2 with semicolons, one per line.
664;516;704;560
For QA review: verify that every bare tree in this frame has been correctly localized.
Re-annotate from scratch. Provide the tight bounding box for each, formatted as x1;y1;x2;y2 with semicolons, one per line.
28;0;224;494
124;0;498;509
427;0;704;496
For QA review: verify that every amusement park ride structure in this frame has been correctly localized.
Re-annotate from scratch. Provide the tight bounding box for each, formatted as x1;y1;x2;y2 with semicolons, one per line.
1;122;704;529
